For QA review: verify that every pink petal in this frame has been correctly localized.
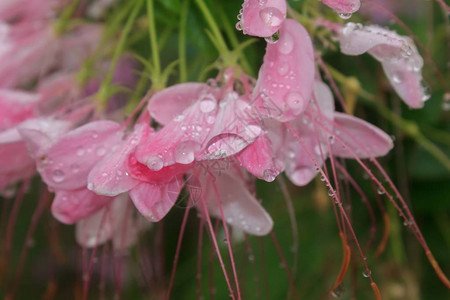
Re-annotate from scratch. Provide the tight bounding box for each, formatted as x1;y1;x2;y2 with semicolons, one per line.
284;125;324;186
18;118;71;158
0;89;39;130
148;83;207;125
198;162;273;236
136;95;218;168
339;23;427;108
87;124;147;196
200;93;262;159
239;0;287;38
311;81;335;120
75;194;135;248
253;19;315;122
330;112;393;158
129;176;183;222
321;0;360;14
37;121;122;190
52;188;111;224
236;135;283;182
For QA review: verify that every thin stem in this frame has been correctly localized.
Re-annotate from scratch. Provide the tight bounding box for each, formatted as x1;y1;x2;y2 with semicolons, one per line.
98;0;143;108
147;0;162;84
179;0;190;82
195;0;230;62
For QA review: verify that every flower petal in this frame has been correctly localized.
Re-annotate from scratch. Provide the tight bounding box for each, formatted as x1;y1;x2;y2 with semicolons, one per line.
239;0;287;38
18;118;71;159
129;176;183;222
339;23;427;108
198;162;273;236
52;188;111;224
148;83;207;125
0;89;39;130
321;0;360;14
37;121;122;190
87;124;148;196
330;112;393;158
253;19;315;121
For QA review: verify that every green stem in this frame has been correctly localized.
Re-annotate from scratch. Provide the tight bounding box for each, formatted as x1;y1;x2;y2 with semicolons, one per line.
55;0;82;34
179;0;190;82
147;0;161;85
97;0;143;108
195;0;230;63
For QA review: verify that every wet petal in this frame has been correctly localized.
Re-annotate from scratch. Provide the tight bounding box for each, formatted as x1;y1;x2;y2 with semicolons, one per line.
18;118;71;158
239;0;287;38
198;162;273;236
339;23;427;108
330;112;393;158
136;94;219;168
148;82;207;125
321;0;360;14
0;89;39;130
253;19;315;121
200;93;262;159
236;135;283;182
38;121;122;190
129;176;183;222
87;124;148;196
52;188;111;224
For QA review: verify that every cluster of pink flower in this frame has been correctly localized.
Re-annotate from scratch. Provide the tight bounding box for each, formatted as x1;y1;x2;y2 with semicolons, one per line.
0;0;430;251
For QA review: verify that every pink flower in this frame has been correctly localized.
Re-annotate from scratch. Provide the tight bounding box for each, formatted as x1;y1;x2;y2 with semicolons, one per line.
237;0;287;38
20;120;123;224
192;160;273;236
283;81;393;186
252;19;315;122
338;23;428;108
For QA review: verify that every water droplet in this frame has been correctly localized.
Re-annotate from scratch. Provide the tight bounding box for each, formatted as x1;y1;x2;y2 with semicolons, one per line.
338;12;352;20
206;116;216;124
199;95;217;113
263;169;278;182
147;156;164;171
174;114;185;122
259;7;284;27
206;134;248;158
76;147;85;156
362;269;371;278
235;21;242;31
92;131;99;139
96;146;106;156
392;73;402;84
328;189;334;197
70;163;80;173
285;92;305;115
377;187;385;195
52;169;65;183
277;62;289;76
174;141;200;164
264;30;280;44
278;33;294;54
421;82;431;102
223;238;228;244
331;283;345;298
248;254;255;261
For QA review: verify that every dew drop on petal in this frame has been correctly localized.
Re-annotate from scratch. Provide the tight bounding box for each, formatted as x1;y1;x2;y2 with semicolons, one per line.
147;156;164;171
259;7;284;27
277;62;289;76
52;169;65;183
76;147;85;156
174;141;200;164
263;169;277;182
338;12;352;19
199;95;217;113
285;92;305;115
278;33;294;54
96;146;106;156
264;30;280;44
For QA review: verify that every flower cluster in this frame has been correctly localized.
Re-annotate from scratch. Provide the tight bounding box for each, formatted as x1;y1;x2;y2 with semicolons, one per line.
2;0;449;297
